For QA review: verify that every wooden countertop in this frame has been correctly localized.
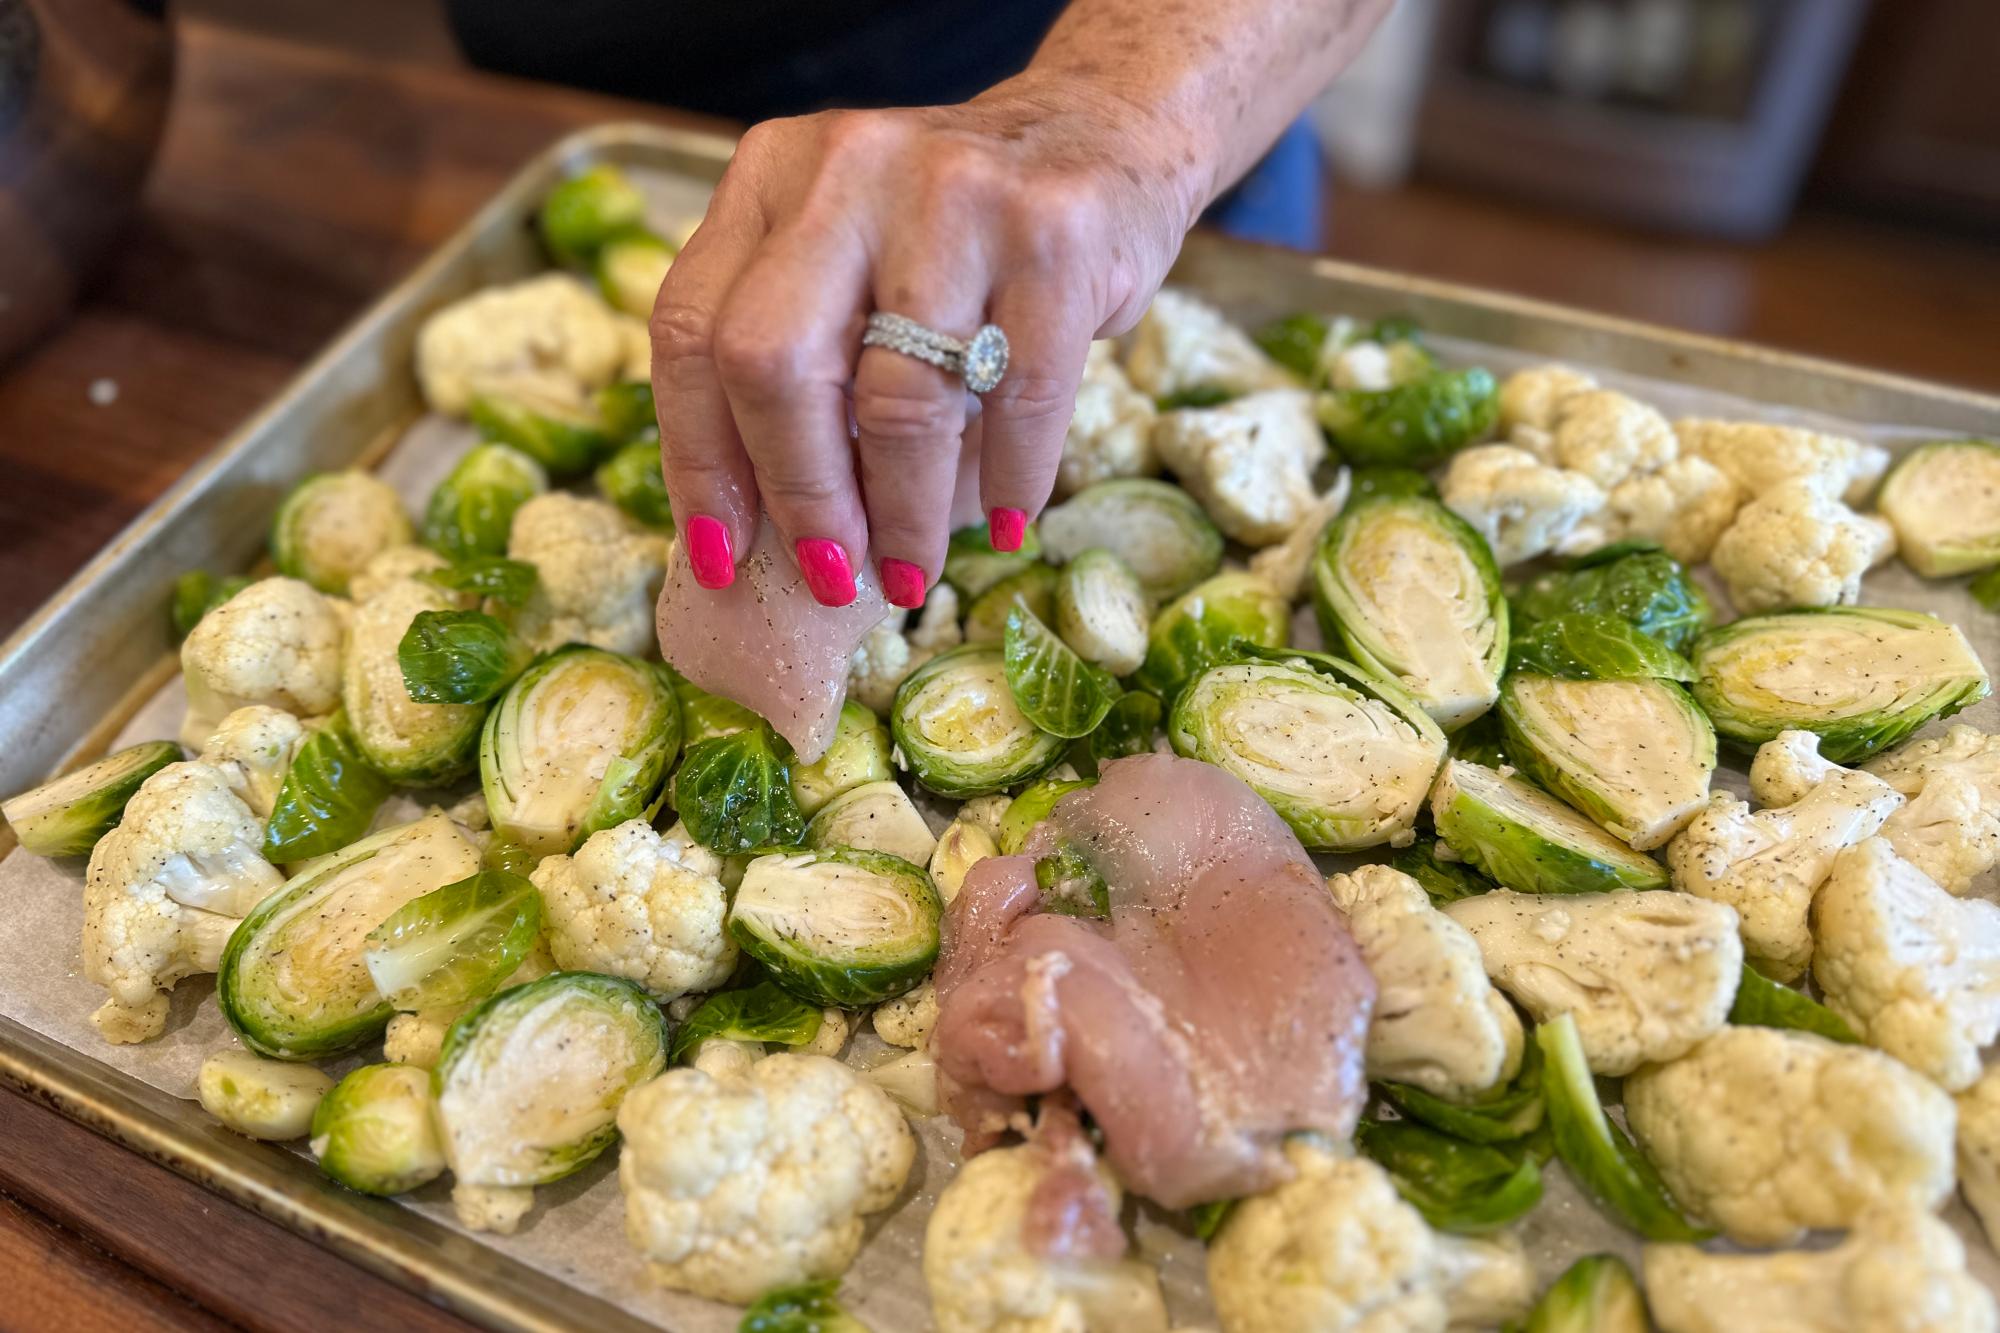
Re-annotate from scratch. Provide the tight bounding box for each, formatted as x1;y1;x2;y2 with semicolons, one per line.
1;14;1998;1332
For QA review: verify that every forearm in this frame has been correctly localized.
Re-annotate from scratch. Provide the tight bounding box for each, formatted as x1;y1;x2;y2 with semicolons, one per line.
1012;0;1392;226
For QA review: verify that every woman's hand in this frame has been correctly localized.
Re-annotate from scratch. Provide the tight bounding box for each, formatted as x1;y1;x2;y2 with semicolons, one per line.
650;77;1205;608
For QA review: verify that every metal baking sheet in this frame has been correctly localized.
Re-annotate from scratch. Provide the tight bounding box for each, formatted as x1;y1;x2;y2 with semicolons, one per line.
3;120;1999;1332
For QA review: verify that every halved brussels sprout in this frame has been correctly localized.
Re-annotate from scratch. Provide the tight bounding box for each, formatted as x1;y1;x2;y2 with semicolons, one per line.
803;779;937;866
1353;1118;1542;1235
1252;311;1332;382
344;580;488;786
422;555;540;608
311;1062;448;1196
674;673;759;742
672;723;806;853
1004;600;1120;739
730;848;942;1007
1318;366;1498;468
997;776;1093;855
1038;478;1224;601
889;645;1066;798
1169;651;1446;851
1134;570;1289;702
271;471;413;597
1313;492;1506;731
1518;1254;1650;1333
434;971;666;1189
220;811;482;1058
170;571;250;641
398;609;533;706
262;713;392;863
483;646;682;857
1429;759;1666;895
1512;541;1712;655
1389;834;1497;907
595;380;658;443
965;563;1059;645
537;163;647;266
421;442;548;562
942;518;1043;599
196;1048;334;1140
593;226;675;317
666;978;823;1063
3;739;180;857
1033;840;1110;917
1691;607;1989;763
790;700;892;816
1878;439;2000;577
1499;674;1716;851
1054;548;1150;677
467;390;614;478
1087;689;1162;767
594;439;675;531
363;868;543;1011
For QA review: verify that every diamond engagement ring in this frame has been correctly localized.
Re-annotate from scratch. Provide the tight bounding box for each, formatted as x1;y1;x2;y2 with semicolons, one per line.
861;312;1010;394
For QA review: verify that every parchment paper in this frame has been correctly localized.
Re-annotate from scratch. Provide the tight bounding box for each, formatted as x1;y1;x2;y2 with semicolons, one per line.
2;303;1996;1330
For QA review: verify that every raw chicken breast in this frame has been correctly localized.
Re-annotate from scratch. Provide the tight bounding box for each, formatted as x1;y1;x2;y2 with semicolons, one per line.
655;518;889;762
933;753;1376;1208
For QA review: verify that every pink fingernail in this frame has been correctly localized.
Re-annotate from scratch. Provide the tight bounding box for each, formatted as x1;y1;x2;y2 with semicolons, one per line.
989;507;1027;553
685;515;735;590
796;539;857;607
881;558;928;610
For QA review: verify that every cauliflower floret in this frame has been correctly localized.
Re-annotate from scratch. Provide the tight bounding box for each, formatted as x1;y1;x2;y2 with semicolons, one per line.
872;980;938;1049
1624;1025;1955;1245
348;544;450;605
452;1184;535;1235
1666;770;1903;981
1749;729;1842;806
532;819;736;1000
179;576;345;749
925;1132;1168;1333
1958;1064;2000;1248
196;705;307;820
1810;837;2000;1091
801;1007;852;1058
690;1037;765;1080
1439;444;1606;566
618;313;653;382
616;1052;916;1303
414;273;634;416
1643;1205;1996;1333
1709;478;1896;613
958;794;1013;839
1443;889;1741;1076
1866;724;2000;895
1152;390;1327;546
847;613;916;716
1594;455;1743;564
1208;1137;1447;1333
1057;341;1159;499
1326;866;1523;1102
908;583;964;656
1123;287;1296;399
1544;388;1677;489
1674;418;1892;507
1248;473;1352;603
1434;1234;1534;1331
507;493;670;657
1497;363;1598;435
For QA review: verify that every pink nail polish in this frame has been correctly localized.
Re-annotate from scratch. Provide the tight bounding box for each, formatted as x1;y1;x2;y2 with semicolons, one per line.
880;558;928;610
989;507;1027;553
685;515;736;590
795;538;858;607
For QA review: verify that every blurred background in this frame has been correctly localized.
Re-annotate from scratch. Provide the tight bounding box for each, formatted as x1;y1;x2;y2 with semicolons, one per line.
1;0;1997;631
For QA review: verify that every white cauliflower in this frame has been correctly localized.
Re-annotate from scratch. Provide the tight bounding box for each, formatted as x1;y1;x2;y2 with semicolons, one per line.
1057;341;1159;499
1592;455;1743;564
196;705;307;821
508;492;670;657
1665;769;1902;981
1122;287;1296;399
532;819;736;1000
348;543;450;605
1497;363;1597;435
1675;418;1892;507
1623;1025;1956;1246
1325;866;1523;1102
1249;473;1352;603
1958;1064;2000;1248
179;576;345;748
800;1007;852;1058
1151;390;1327;545
616;1052;916;1303
929;819;999;904
1543;388;1677;489
925;1135;1168;1333
273;470;413;596
1439;444;1606;566
1749;728;1843;806
1207;1137;1448;1333
82;760;282;1041
414;272;634;416
908;583;964;656
957;794;1013;839
1443;889;1742;1076
1435;1234;1533;1331
847;613;916;716
1644;1206;1996;1333
1865;724;2000;896
872;981;938;1049
1709;478;1896;613
1810;837;2000;1091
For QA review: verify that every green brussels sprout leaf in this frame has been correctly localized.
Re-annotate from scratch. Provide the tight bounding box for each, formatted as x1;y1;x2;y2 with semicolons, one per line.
1378;1030;1544;1144
673;673;762;742
2;740;181;859
964;563;1059;645
1187;1198;1236;1242
263;712;394;863
1389;835;1498;907
1251;312;1330;381
1355;1118;1543;1234
1034;843;1110;918
1728;963;1859;1044
1514;1253;1650;1333
739;1279;871;1333
362;868;543;1011
1089;690;1162;764
1003;601;1121;739
667;978;824;1063
1512;542;1711;655
1318;366;1498;468
672;723;807;854
398;609;534;705
171;571;251;641
998;777;1094;855
422;556;540;608
1509;613;1695;682
1154;384;1237;410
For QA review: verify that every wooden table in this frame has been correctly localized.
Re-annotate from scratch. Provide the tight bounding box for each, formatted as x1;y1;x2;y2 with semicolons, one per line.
2;15;1999;1332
